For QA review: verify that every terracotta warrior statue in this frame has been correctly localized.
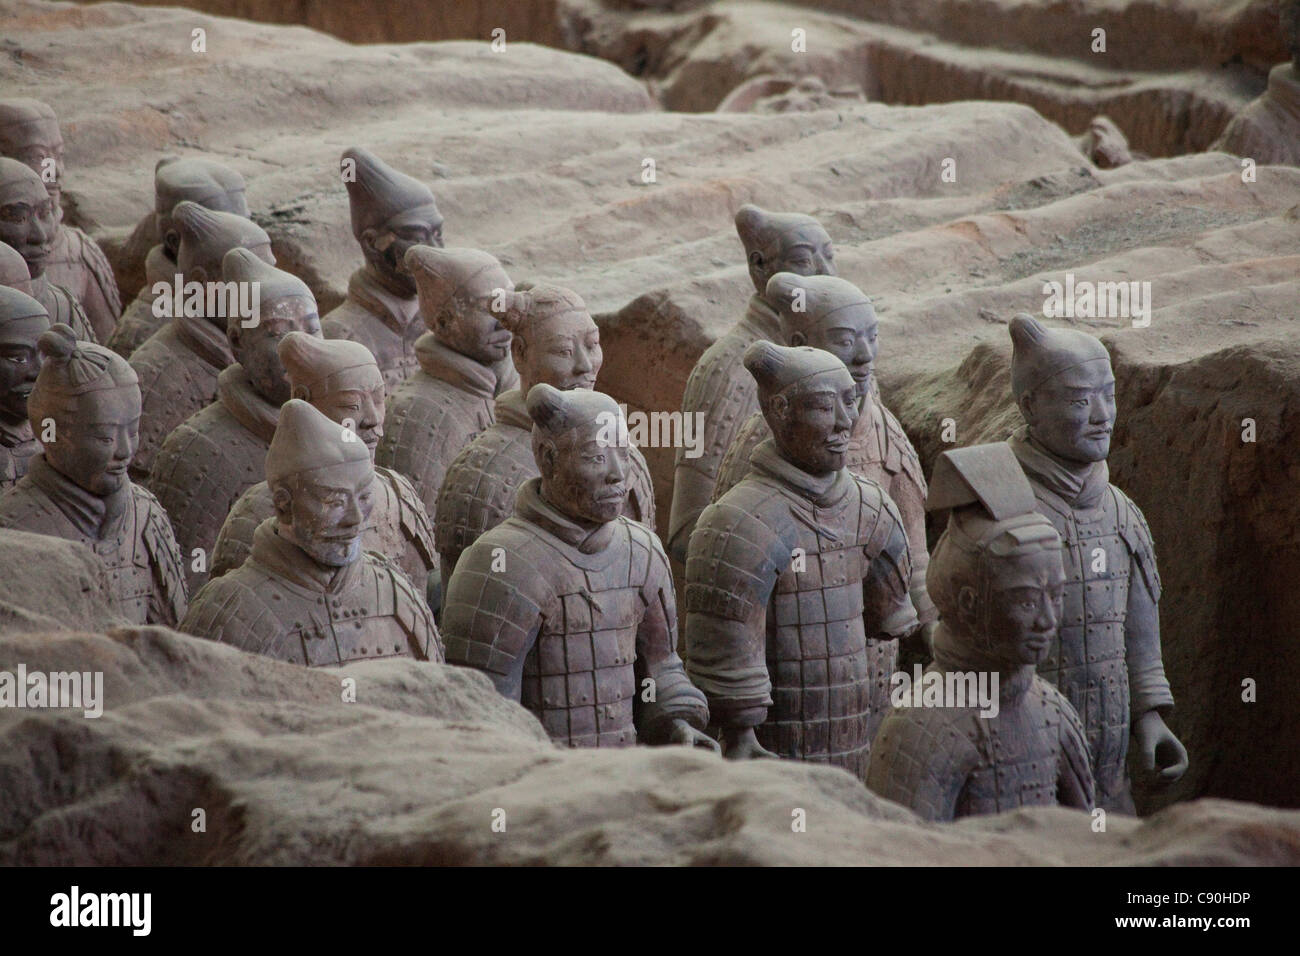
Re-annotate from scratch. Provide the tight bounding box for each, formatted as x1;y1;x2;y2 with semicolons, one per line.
865;442;1095;821
0;324;186;625
212;332;439;610
0;158;95;344
0;286;50;488
434;283;655;597
684;342;917;778
375;245;519;518
1007;314;1186;812
0;99;121;343
443;384;714;749
127;202;276;481
667;203;836;563
321;147;444;388
0;237;34;296
713;272;936;642
149;249;322;596
108;157;250;356
182;399;442;666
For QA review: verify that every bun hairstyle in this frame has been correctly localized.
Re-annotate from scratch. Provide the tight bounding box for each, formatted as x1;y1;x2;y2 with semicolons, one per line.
734;203;822;259
743;339;847;402
28;323;138;426
764;271;873;336
526;383;623;469
525;382;568;433
497;283;588;338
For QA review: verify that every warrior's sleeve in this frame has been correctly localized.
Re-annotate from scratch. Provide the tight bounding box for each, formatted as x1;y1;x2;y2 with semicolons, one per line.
1116;491;1175;718
377;554;444;663
631;525;709;741
440;526;550;700
625;443;657;531
865;710;977;822
385;468;440;610
1050;681;1097;811
72;226;124;339
860;482;920;641
211;484;270;578
710;412;765;504
138;489;189;627
683;492;792;729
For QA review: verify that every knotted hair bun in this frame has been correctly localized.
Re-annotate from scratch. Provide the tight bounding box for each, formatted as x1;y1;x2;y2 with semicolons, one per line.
38;323;78;363
30;324;137;420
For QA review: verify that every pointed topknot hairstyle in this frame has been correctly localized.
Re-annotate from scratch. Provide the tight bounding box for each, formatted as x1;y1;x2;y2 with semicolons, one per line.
743;340;849;403
734;204;822;260
155;156;248;217
1008;312;1111;401
405;245;512;321
496;283;589;339
925;441;1060;633
174;200;273;280
340;146;440;239
765;272;873;336
526;383;624;469
265;398;371;489
278;330;381;399
28;323;138;426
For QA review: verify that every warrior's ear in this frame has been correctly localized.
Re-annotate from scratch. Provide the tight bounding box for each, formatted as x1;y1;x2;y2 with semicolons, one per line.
526;383;568;434
956;584;979;630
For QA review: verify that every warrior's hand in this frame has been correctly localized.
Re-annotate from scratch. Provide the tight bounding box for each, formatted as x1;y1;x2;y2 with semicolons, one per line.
720;726;779;761
1135;710;1188;782
668;719;722;753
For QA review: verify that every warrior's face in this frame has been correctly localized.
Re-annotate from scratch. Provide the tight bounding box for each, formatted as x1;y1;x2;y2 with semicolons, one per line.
767;366;858;476
515;310;601;393
0;314;48;426
1020;359;1116;463
540;413;630;526
280;459;375;567
789;300;878;397
363;207;444;299
311;379;386;458
981;547;1066;668
435;273;514;365
752;222;836;297
232;298;321;406
44;386;141;496
0;175;55;279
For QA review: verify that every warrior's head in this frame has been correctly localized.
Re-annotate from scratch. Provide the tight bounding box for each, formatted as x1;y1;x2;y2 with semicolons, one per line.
735;204;835;301
927;442;1065;669
744;341;857;476
222;248;321;406
155;157;249;261
0;158;56;279
0;285;50;428
1009;313;1115;464
767;271;877;397
341;147;443;299
29;324;139;496
174;200;274;302
406;245;514;365
499;283;599;394
528;383;628;526
0;99;64;211
0;242;33;297
279;331;385;457
266;398;374;568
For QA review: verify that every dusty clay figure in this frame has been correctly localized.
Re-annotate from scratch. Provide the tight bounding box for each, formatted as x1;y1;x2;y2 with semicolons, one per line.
0;324;186;625
108;157;250;356
713;271;936;641
1007;314;1186;812
321;147;444;389
127;202;276;481
865;442;1095;821
684;342;917;778
375;245;519;518
0;158;95;344
0;99;121;343
182;399;442;666
667;203;835;563
442;385;713;749
434;283;655;598
0;240;34;297
0;286;50;488
212;332;439;610
149;249;322;597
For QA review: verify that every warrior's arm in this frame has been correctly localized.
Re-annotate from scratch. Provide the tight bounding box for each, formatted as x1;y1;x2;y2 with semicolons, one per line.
865;712;971;822
1121;508;1175;718
1056;690;1097;811
683;500;788;729
633;532;710;742
440;538;545;700
862;491;921;641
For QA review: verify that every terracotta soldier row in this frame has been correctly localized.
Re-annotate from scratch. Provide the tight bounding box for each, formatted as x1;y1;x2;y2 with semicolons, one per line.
0;108;1188;824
